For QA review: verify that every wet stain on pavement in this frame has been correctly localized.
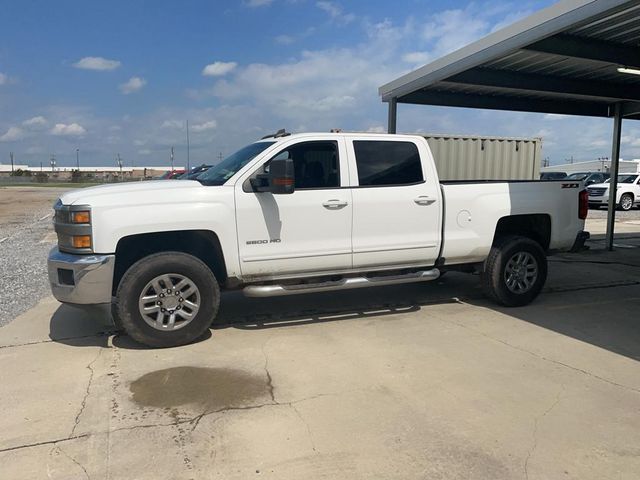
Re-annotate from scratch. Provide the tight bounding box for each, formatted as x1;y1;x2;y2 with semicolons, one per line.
129;366;268;410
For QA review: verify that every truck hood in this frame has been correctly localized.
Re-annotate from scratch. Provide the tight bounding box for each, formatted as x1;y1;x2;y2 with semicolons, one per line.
587;182;609;189
59;180;203;206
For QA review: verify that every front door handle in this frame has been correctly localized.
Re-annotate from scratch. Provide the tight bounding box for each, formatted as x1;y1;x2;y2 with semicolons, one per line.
414;196;436;206
322;199;348;209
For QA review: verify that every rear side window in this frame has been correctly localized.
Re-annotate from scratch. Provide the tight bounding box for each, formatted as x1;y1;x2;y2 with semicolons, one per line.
353;141;423;186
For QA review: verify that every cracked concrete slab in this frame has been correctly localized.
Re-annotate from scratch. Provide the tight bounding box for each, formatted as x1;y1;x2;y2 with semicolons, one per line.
1;231;640;479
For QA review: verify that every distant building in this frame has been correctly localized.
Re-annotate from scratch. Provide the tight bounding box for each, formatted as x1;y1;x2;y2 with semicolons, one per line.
540;159;640;175
0;165;183;178
0;163;30;173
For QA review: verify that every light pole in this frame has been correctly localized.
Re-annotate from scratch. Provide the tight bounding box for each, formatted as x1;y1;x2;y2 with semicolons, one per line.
170;146;174;172
76;148;80;170
50;154;56;172
117;153;123;180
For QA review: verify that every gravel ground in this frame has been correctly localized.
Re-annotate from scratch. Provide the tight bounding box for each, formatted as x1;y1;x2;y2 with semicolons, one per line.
0;188;68;326
587;205;640;220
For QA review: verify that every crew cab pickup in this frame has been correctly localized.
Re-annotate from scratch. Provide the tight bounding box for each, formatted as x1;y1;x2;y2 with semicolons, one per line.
48;132;589;347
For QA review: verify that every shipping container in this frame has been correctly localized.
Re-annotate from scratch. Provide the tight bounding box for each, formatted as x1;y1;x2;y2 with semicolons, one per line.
422;134;542;181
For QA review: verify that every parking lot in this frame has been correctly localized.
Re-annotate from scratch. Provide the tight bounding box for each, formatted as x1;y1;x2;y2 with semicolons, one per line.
1;187;639;479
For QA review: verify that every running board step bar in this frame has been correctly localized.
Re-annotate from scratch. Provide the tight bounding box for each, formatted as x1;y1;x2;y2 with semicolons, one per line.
243;269;440;298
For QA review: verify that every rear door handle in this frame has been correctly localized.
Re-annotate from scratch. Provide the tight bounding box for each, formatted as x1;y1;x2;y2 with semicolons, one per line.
322;199;348;209
414;196;436;206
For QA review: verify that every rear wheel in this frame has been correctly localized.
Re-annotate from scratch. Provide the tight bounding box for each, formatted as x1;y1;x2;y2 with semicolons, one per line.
619;193;634;211
481;235;547;307
114;252;219;348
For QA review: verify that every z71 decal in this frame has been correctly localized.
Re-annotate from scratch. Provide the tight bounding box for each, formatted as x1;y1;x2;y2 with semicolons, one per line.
561;183;579;188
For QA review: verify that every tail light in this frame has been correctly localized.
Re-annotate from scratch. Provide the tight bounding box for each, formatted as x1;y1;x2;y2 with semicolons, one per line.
579;189;588;219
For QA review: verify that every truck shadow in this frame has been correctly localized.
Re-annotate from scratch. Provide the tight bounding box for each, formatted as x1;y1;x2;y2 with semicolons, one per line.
48;260;640;360
214;267;640;363
212;277;475;330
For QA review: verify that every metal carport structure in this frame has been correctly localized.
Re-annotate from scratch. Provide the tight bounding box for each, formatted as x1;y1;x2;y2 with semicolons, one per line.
379;0;640;250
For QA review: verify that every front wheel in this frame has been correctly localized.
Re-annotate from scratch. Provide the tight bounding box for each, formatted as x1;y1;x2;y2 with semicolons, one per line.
481;235;547;307
114;252;220;348
619;193;634;211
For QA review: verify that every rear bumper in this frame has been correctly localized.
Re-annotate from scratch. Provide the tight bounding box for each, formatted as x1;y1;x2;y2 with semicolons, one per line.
569;231;590;253
47;247;115;304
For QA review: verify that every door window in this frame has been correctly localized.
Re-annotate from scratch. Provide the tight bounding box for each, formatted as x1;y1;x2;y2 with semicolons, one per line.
353;141;423;186
269;141;340;189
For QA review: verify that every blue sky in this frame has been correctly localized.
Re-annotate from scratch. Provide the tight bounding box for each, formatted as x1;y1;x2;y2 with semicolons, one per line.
1;0;638;168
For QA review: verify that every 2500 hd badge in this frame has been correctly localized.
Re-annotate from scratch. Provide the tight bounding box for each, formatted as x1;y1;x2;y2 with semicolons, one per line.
246;238;281;245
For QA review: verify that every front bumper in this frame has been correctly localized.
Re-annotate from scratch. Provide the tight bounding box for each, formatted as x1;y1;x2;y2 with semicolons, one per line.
48;247;115;304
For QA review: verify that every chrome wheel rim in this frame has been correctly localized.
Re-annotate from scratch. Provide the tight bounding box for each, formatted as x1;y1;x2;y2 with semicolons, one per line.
621;195;632;210
138;273;200;331
504;252;538;294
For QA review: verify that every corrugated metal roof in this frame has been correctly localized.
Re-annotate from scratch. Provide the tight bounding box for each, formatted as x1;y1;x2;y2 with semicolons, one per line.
379;0;640;119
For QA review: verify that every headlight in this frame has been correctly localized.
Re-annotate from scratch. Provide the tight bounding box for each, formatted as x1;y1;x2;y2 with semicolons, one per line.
53;201;93;253
70;210;91;224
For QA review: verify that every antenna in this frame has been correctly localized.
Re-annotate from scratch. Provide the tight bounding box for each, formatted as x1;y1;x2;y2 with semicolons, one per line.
186;120;190;172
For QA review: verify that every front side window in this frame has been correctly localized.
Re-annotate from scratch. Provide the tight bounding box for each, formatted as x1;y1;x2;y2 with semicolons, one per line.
618;174;639;184
353;140;423;186
269;141;340;189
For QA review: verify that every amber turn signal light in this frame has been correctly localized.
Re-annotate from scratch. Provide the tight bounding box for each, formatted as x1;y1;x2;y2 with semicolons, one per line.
71;211;91;224
71;235;92;249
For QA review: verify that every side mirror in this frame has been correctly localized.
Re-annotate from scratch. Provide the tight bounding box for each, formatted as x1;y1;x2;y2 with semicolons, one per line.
269;157;295;194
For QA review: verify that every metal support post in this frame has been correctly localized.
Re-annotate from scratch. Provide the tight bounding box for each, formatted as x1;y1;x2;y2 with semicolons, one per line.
387;98;397;134
606;103;623;251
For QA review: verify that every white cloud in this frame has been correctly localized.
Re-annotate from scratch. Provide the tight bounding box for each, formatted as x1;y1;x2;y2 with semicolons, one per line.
246;0;272;6
316;1;355;24
208;48;390;118
366;125;386;133
161;120;183;129
119;76;147;94
202;61;237;77
73;56;121;71
191;120;217;132
402;51;431;65
544;114;571;121
275;34;295;45
421;7;491;57
0;73;7;85
50;123;86;137
0;126;25;142
138;149;152;155
22;116;48;129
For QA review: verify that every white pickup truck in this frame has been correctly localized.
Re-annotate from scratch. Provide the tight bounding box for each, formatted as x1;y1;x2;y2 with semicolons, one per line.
48;131;589;347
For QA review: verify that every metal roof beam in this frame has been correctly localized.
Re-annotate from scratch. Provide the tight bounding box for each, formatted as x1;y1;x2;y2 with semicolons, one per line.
447;67;640;102
524;33;640;66
398;90;611;117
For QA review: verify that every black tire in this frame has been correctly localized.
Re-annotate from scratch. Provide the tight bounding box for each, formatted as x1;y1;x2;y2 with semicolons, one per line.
619;193;634;211
481;235;547;307
114;252;220;348
110;303;124;331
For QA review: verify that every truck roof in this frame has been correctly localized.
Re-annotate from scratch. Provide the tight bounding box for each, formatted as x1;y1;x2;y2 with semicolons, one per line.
255;131;424;143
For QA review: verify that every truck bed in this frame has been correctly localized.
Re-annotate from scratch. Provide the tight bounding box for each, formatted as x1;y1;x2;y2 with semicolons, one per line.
440;179;583;265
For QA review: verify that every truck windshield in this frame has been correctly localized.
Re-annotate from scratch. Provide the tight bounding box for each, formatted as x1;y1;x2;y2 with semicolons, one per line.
566;172;588;180
197;141;275;186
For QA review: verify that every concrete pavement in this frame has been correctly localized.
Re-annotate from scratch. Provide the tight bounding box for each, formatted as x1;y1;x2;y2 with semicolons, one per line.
1;222;640;479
